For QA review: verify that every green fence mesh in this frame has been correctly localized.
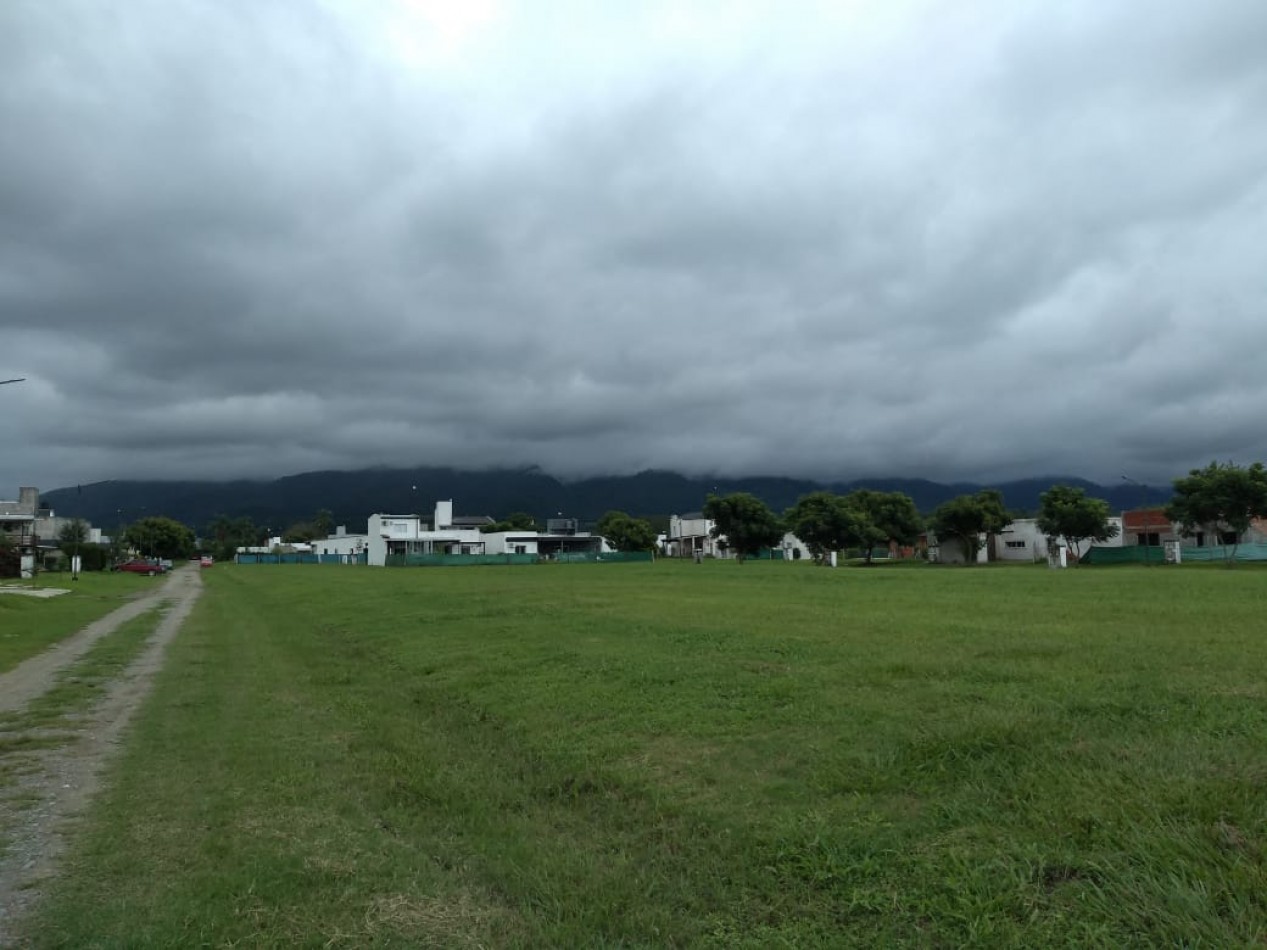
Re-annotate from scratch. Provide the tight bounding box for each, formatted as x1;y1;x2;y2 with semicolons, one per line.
385;551;655;567
1082;543;1267;564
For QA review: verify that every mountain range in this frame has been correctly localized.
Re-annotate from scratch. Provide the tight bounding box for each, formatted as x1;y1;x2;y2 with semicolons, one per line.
38;467;1170;535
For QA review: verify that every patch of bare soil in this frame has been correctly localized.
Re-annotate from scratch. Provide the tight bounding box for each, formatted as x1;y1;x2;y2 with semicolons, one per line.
0;566;203;946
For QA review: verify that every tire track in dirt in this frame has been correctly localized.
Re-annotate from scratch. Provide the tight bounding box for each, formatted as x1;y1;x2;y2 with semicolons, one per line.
0;565;203;946
0;570;189;714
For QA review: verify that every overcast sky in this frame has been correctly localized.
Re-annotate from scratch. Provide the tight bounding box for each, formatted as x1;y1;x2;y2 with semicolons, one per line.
3;0;1266;493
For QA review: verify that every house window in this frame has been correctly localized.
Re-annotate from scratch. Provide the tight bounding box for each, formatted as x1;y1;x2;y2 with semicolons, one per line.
1004;540;1026;549
514;545;526;554
1137;532;1160;546
1195;532;1205;547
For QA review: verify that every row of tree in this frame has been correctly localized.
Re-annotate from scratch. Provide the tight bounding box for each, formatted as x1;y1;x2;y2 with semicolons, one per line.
698;489;924;563
693;485;1120;565
697;460;1267;566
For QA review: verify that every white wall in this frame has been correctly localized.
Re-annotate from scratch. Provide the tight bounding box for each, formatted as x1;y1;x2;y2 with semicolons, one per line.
994;520;1047;562
482;532;539;555
367;512;486;564
995;516;1126;562
668;514;722;557
434;500;453;530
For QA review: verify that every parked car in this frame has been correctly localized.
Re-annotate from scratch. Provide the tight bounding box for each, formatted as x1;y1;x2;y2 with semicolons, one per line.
199;556;213;568
114;559;167;576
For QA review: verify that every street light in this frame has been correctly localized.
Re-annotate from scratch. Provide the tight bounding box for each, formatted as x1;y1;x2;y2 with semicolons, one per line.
1121;475;1151;565
0;378;26;385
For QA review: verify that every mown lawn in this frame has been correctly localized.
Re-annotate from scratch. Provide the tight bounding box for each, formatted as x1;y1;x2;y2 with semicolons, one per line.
28;561;1267;947
0;572;160;673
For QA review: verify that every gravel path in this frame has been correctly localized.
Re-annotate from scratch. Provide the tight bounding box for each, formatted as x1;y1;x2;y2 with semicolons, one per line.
0;565;203;946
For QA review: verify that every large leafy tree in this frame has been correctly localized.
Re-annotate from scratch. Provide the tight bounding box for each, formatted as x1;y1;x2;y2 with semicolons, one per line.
784;492;874;564
124;516;195;560
929;489;1009;565
205;514;259;561
1036;485;1119;564
703;492;784;562
1166;461;1267;562
57;518;90;548
595;511;657;552
846;489;922;564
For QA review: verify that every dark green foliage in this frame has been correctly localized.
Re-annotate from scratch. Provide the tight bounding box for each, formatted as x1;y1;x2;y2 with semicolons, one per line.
1166;461;1267;561
784;492;876;563
57;518;90;548
930;489;1010;565
123;516;195;560
595;511;657;552
845;489;922;563
1036;485;1119;564
703;492;784;562
204;515;262;561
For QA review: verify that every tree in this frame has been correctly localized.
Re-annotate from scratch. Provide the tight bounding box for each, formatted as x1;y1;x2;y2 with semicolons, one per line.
596;511;657;552
784;492;874;564
1035;485;1118;564
929;489;1009;565
205;514;260;562
57;518;89;549
846;490;922;564
124;516;195;560
703;492;784;562
314;509;334;538
1166;461;1267;563
282;521;319;543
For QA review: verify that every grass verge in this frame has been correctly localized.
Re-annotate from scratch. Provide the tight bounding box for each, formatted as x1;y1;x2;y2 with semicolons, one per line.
0;605;164;861
0;573;161;673
25;562;1267;947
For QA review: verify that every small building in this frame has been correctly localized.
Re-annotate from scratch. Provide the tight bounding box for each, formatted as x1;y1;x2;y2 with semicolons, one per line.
993;516;1125;563
0;487;40;578
314;526;371;563
666;512;723;558
1122;509;1180;547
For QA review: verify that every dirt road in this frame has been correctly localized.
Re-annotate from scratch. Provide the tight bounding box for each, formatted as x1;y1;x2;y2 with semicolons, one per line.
0;565;203;946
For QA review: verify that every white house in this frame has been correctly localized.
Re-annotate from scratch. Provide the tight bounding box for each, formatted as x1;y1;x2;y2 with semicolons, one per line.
667;512;722;558
779;532;813;561
369;504;486;565
993;517;1125;563
312;526;370;562
358;500;602;565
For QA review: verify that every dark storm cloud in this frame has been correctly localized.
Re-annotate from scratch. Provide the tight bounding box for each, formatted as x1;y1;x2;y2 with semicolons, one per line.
3;0;1267;494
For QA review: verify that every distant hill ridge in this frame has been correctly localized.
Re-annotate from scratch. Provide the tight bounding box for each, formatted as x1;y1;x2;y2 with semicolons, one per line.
40;467;1170;534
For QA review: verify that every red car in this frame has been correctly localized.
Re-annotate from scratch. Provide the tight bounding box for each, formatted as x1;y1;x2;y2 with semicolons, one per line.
114;559;167;576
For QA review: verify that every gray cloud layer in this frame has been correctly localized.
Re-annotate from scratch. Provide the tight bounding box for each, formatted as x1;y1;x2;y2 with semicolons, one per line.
3;0;1266;492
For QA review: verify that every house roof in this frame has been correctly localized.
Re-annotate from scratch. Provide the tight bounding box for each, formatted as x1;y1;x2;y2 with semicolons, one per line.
1122;509;1173;531
451;515;495;526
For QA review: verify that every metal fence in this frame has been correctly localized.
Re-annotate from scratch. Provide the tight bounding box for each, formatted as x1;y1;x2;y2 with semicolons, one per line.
1082;543;1267;564
236;553;367;565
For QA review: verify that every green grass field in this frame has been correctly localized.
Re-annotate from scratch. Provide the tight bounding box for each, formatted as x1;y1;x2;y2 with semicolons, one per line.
26;562;1267;947
0;573;160;673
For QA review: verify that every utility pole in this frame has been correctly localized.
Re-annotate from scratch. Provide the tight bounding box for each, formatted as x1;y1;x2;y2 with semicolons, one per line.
1121;475;1151;565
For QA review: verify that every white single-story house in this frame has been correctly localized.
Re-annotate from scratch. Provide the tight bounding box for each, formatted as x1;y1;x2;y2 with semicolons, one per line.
993;517;1125;563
